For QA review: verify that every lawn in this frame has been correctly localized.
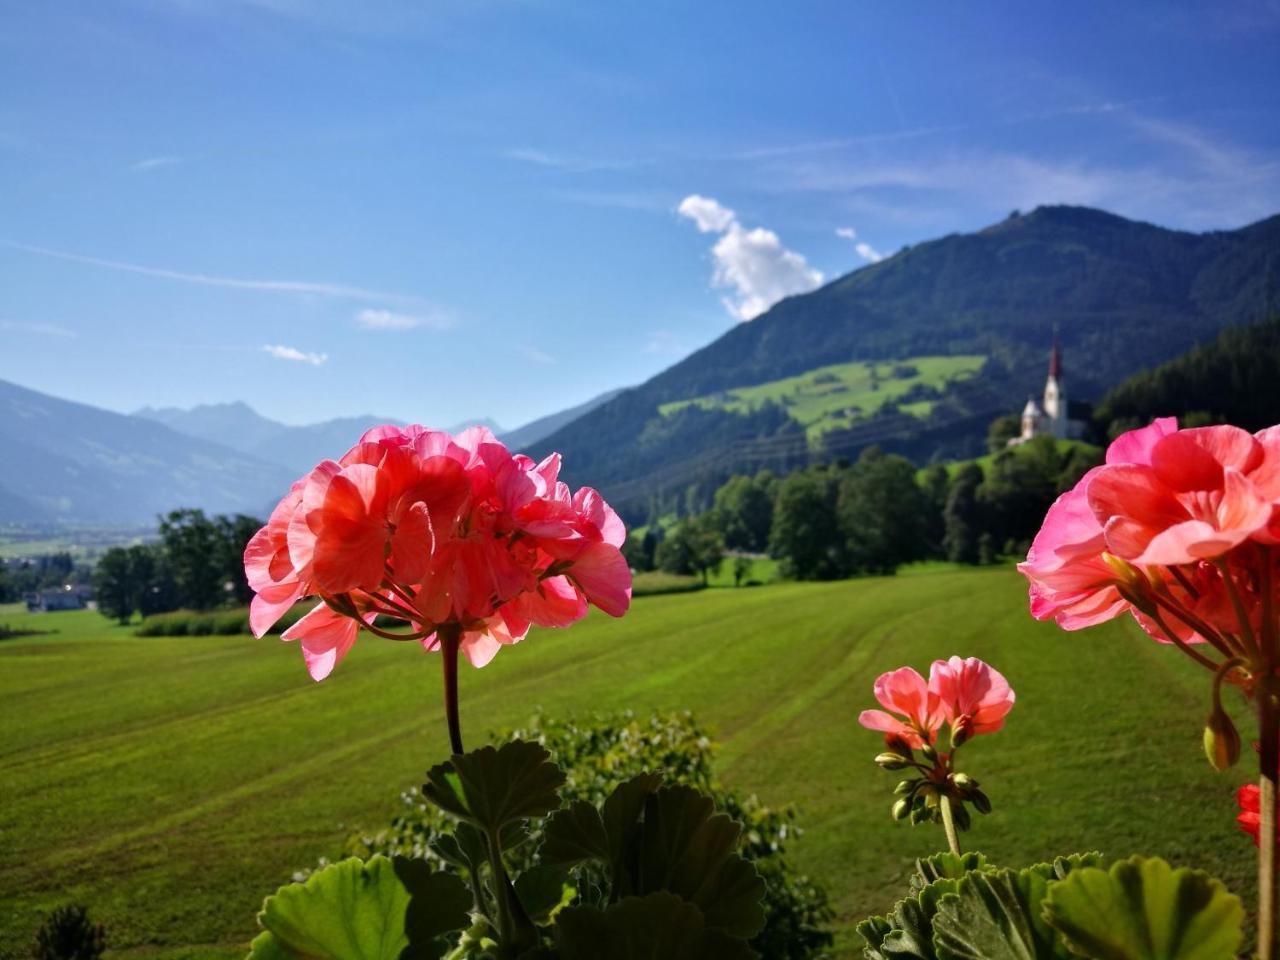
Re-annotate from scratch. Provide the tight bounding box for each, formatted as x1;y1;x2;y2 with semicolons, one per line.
658;355;985;440
0;567;1257;958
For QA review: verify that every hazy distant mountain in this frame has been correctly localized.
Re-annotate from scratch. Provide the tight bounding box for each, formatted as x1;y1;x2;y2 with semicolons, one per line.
529;205;1280;515
0;379;295;524
501;389;625;451
136;404;504;478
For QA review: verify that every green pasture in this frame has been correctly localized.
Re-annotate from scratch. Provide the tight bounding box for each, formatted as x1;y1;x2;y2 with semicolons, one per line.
658;355;985;440
0;567;1257;958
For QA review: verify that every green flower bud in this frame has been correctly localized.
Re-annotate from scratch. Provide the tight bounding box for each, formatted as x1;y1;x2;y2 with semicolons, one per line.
952;772;977;791
875;752;911;770
892;797;912;821
951;802;971;832
970;789;992;815
921;743;939;764
894;779;917;796
1203;708;1241;772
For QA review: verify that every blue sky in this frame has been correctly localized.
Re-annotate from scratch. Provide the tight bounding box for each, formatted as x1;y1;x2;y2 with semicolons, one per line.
2;1;1278;430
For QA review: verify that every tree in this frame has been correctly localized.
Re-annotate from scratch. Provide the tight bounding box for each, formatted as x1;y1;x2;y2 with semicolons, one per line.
836;447;928;575
986;414;1020;452
769;467;845;580
622;528;659;572
732;555;752;587
655;516;725;584
216;514;263;605
158;509;225;610
920;462;950;556
710;473;776;552
93;547;137;625
131;544;178;617
943;463;985;565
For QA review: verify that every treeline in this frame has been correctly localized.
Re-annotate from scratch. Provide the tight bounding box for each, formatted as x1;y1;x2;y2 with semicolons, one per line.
1093;314;1280;438
0;552;90;603
93;510;261;624
628;436;1100;581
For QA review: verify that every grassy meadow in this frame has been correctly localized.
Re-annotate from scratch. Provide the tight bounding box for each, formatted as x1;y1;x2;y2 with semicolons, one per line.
658;355;985;439
0;566;1258;958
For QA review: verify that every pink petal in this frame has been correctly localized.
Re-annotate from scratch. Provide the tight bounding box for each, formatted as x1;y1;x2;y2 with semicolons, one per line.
1105;417;1178;466
568;542;632;617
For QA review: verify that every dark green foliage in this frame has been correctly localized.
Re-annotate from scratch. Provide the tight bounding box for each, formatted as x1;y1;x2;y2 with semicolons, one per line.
31;904;104;960
340;711;834;959
621;529;658;572
942;464;984;565
92;547;137;625
1095;314;1280;438
158;509;227;611
216;514;262;606
655;516;725;584
837;448;928;575
986;416;1020;453
710;472;777;552
769;466;845;580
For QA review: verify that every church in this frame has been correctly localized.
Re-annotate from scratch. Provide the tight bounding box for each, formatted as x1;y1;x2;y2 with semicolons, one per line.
1008;340;1087;445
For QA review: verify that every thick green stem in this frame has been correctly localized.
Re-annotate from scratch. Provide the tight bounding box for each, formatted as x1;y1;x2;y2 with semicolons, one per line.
939;795;962;856
438;623;464;756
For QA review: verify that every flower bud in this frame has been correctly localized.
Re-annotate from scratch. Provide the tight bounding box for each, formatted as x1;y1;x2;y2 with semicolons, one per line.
952;772;977;792
951;802;971;832
875;752;911;770
970;789;992;815
1204;708;1241;772
894;779;917;796
884;734;914;758
892;797;912;821
921;743;939;764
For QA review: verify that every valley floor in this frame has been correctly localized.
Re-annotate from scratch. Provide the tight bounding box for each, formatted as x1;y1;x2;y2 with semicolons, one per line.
0;568;1256;958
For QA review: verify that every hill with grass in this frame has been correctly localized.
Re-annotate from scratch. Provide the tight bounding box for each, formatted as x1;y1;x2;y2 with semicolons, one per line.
530;205;1280;517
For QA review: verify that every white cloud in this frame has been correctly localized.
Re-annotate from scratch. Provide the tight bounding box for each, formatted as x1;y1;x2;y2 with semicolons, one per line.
0;319;76;338
131;156;181;172
855;242;884;264
504;147;636;173
677;195;736;233
835;226;857;240
3;241;416;303
355;307;452;331
517;344;556;365
643;330;686;355
677;194;824;321
262;344;327;366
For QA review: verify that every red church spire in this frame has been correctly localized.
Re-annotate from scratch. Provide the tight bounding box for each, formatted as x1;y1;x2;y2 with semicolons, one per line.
1048;337;1062;379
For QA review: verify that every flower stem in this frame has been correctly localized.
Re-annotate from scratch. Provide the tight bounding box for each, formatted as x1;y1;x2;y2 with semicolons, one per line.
939;795;962;856
1260;546;1277;960
438;622;464;756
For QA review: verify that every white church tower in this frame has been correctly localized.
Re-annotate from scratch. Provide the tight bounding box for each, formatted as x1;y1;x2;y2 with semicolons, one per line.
1042;339;1067;438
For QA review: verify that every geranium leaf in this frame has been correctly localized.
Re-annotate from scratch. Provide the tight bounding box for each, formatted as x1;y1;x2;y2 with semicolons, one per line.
910;852;992;893
1042;856;1244;960
932;867;1058;960
422;740;565;835
856;914;894;960
250;856;470;960
553;892;758;960
541;799;610;868
514;863;574;925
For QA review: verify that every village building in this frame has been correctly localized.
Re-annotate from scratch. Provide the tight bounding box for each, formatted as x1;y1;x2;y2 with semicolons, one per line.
1008;340;1087;446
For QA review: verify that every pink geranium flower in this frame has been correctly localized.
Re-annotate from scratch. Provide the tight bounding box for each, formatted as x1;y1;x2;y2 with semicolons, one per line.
245;425;632;683
858;666;946;748
1087;425;1274;566
928;656;1016;738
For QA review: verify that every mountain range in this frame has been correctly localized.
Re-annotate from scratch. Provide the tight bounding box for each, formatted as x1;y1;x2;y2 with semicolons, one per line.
3;204;1275;527
527;205;1280;516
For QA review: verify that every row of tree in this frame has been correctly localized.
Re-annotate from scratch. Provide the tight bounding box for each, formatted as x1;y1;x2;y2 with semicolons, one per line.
94;510;261;624
629;434;1100;582
0;552;89;603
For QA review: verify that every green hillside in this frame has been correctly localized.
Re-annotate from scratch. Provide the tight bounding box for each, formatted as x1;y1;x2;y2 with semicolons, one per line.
0;568;1255;958
659;355;985;441
529;206;1280;515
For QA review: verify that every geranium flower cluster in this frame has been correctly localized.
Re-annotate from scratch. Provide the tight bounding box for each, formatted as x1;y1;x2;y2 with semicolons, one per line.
859;657;1014;847
1019;418;1280;664
244;425;631;682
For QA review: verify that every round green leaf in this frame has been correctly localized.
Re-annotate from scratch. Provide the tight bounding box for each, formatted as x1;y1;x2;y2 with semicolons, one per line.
422;740;565;835
251;856;470;960
1042;856;1244;960
554;892;758;960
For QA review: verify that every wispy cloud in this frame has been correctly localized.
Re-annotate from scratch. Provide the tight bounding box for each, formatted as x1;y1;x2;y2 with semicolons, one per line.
677;194;823;321
0;319;77;338
262;344;327;366
643;329;687;355
835;226;884;263
355;307;453;331
504;147;637;173
3;241;416;303
131;156;181;172
517;344;556;365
